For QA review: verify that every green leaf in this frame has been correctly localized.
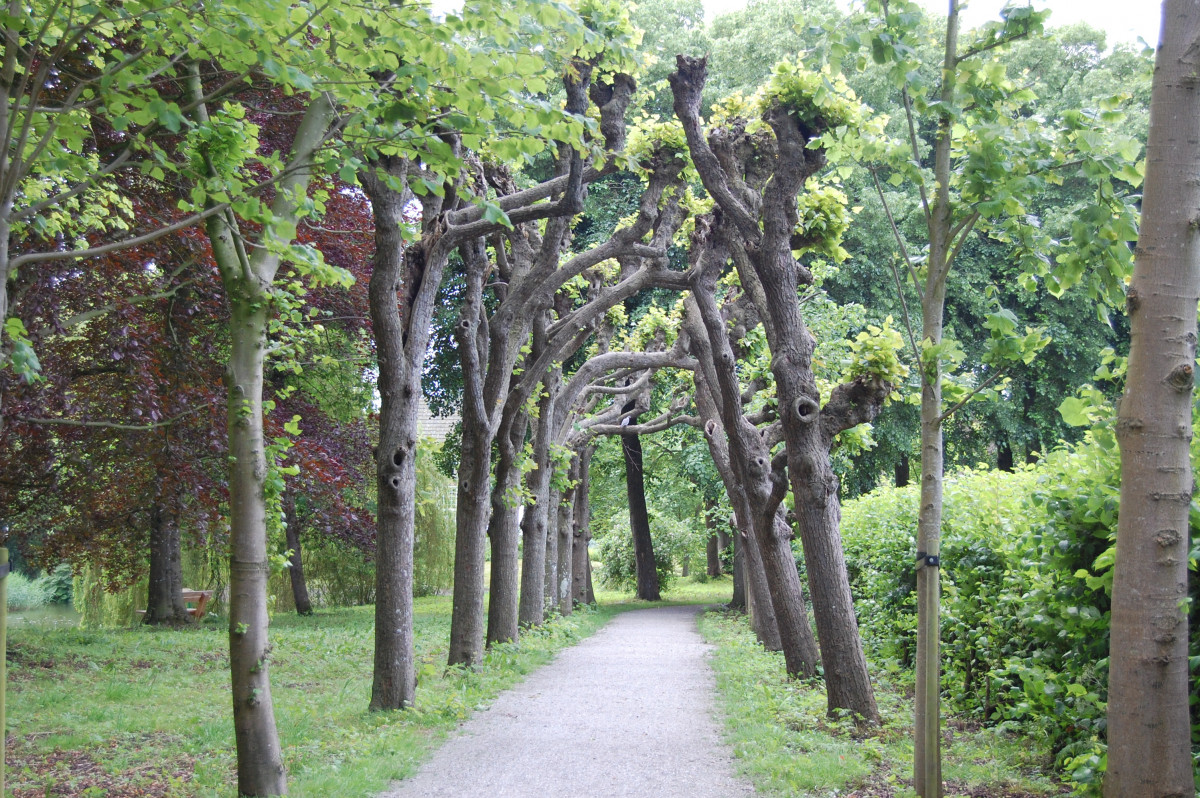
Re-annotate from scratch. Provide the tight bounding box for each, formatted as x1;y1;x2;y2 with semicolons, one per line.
482;201;513;229
1058;397;1091;428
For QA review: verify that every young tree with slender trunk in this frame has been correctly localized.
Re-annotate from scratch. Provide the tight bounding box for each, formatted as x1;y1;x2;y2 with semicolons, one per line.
1105;2;1198;793
198;85;337;796
854;1;1143;787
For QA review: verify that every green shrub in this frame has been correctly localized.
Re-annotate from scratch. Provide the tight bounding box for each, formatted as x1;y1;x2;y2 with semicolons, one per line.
841;431;1200;794
40;563;75;604
6;570;48;611
594;515;676;593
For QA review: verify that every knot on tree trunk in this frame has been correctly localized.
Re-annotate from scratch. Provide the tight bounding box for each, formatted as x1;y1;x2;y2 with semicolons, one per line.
1165;362;1194;391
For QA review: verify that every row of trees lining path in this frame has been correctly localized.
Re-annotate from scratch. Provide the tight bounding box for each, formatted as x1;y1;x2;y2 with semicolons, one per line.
0;0;1192;795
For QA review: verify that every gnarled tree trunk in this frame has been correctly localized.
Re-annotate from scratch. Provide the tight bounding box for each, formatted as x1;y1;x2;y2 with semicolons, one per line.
487;412;528;645
519;345;556;625
671;55;881;720
363;161;418;711
556;462;576;615
572;445;596;606
144;489;190;626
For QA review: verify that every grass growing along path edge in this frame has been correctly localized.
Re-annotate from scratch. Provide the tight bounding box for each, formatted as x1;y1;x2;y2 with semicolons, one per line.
698;608;1069;798
8;575;1067;797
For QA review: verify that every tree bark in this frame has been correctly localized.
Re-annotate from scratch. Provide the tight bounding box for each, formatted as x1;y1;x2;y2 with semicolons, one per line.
224;295;287;795
621;427;661;601
199;86;334;797
447;405;490;664
545;481;561;612
519;351;556;626
729;528;746;611
706;531;720;577
740;523;782;651
144;487;190;626
363;163;418;711
684;265;817;675
742;119;881;726
572;446;595;606
486;412;528;645
1104;2;1199;793
556;468;575;615
282;490;313;616
671;56;878;713
443;67;638;663
705;498;722;577
448;238;518;666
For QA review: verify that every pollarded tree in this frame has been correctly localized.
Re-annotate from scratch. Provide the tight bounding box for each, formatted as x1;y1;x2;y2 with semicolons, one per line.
494;144;695;634
444;104;698;655
1104;1;1198;793
445;68;638;661
353;0;648;686
671;55;896;722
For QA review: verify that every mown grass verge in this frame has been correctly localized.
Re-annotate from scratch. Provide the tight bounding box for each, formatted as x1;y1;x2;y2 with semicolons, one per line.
6;597;620;797
699;609;1069;798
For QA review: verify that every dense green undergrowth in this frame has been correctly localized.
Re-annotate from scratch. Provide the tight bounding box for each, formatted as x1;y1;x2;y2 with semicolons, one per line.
839;434;1200;793
6;598;618;797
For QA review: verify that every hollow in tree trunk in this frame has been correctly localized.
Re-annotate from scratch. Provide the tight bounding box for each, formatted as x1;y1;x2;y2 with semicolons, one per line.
363;162;419;711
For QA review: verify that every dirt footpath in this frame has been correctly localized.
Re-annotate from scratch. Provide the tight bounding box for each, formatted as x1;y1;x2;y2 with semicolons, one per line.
380;604;755;798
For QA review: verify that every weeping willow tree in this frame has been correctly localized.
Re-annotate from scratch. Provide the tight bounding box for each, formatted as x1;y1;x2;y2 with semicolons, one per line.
73;564;148;628
415;440;457;596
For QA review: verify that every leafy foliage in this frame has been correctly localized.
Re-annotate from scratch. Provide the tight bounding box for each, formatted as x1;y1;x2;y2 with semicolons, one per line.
841;423;1200;791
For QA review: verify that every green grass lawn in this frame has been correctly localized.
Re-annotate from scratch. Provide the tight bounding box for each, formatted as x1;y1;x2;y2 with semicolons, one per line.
7;574;1061;797
6;596;621;797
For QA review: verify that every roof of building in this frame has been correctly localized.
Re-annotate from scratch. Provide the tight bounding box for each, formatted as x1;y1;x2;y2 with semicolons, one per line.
416;395;459;443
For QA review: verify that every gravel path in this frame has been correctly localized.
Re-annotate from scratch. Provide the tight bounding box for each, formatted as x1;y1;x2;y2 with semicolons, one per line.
380;604;755;798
